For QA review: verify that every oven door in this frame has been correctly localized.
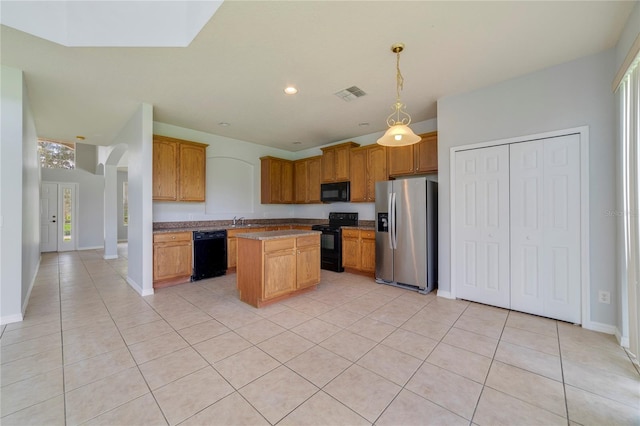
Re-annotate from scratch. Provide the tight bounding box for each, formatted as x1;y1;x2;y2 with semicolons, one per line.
316;228;344;272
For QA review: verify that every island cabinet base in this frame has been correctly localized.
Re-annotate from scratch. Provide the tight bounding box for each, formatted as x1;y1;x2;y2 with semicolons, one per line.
236;231;321;308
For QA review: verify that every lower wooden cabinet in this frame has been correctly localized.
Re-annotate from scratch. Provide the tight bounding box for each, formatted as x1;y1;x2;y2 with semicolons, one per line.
342;229;375;274
237;232;320;307
153;231;192;288
227;227;267;269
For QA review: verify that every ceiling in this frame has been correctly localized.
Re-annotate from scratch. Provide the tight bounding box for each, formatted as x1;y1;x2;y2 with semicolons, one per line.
0;1;635;152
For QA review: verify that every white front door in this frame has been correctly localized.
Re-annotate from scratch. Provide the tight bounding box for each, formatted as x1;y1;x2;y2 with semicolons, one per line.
40;183;58;252
454;145;511;308
510;135;581;323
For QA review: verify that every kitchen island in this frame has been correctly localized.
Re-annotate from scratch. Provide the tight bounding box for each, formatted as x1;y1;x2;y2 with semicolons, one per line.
236;229;321;308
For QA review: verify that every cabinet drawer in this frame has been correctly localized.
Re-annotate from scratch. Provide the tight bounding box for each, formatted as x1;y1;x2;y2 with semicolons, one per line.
296;234;320;248
153;232;192;243
361;230;375;239
265;238;295;253
342;229;359;238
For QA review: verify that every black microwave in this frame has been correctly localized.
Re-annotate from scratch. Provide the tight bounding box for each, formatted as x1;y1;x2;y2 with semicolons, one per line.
321;181;350;203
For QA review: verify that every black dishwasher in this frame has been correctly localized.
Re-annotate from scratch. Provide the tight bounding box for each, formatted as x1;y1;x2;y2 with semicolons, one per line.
192;230;227;281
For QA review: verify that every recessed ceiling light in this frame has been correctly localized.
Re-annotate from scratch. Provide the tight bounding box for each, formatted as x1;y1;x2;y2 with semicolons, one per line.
75;135;86;140
218;122;230;127
358;122;370;127
292;141;302;145
284;86;298;95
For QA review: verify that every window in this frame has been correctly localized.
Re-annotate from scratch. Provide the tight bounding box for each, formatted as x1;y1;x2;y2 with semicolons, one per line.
123;181;129;226
617;49;640;358
38;139;75;169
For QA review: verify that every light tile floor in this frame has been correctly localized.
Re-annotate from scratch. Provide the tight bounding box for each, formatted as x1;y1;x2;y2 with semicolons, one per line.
1;245;639;425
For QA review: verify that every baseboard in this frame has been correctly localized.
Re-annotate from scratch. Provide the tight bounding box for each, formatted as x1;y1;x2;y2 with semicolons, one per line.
21;255;41;317
615;327;630;348
436;290;454;299
78;245;103;251
0;313;23;325
126;276;154;297
582;320;617;335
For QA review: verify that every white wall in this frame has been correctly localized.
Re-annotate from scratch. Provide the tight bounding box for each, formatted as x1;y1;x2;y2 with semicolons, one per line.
115;104;153;296
438;49;617;327
41;168;105;250
153;118;437;223
1;65;40;324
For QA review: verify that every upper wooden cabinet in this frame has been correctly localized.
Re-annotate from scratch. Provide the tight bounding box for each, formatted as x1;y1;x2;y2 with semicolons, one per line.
321;141;360;183
387;131;438;177
153;135;208;202
294;156;322;204
350;144;388;202
260;156;294;204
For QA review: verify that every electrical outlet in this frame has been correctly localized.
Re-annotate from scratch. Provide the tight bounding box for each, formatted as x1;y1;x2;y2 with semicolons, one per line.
598;290;611;304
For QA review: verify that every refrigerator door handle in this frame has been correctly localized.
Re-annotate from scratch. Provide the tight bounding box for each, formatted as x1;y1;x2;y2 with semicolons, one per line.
387;192;393;249
391;192;397;250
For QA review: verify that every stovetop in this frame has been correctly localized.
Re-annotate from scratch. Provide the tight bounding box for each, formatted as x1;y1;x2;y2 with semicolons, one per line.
312;212;358;231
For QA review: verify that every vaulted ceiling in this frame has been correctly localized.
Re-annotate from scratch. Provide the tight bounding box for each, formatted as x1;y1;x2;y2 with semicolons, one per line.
1;1;635;151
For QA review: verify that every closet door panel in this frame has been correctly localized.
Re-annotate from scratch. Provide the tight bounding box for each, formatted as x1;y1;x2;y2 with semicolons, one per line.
543;134;581;323
510;141;545;315
455;145;510;308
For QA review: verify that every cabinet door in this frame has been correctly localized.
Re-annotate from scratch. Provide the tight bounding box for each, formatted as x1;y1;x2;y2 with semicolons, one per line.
334;145;351;182
321;149;336;182
294;160;307;204
360;231;376;272
153;241;192;282
387;145;414;176
179;143;206;201
227;237;237;268
297;244;320;289
264;249;297;299
281;160;294;203
153;139;178;200
342;232;360;269
307;157;322;203
349;149;367;202
367;145;387;201
415;132;438;173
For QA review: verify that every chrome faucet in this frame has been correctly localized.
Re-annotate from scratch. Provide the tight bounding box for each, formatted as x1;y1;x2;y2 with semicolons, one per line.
232;216;237;226
238;217;245;226
232;216;245;226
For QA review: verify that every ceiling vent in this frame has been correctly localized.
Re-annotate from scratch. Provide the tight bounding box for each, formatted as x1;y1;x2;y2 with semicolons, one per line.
334;86;367;102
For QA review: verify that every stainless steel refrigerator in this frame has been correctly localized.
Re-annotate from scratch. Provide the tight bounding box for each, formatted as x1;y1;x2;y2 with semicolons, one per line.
375;177;437;294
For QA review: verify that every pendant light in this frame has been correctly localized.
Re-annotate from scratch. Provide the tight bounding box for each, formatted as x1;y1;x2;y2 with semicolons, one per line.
376;43;421;147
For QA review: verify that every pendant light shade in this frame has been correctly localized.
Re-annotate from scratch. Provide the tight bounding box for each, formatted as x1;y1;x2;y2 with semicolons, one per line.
377;123;421;147
377;43;421;147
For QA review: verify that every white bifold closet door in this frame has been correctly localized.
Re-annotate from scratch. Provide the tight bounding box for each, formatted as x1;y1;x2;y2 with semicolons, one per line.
510;134;581;323
454;145;511;309
454;134;581;323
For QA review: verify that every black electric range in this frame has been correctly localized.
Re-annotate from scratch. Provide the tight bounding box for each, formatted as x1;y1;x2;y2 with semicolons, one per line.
311;212;359;272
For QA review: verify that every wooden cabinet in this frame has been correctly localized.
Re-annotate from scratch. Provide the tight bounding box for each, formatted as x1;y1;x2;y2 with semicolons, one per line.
342;229;375;274
153;135;208;202
227;227;267;269
237;232;321;307
350;144;388;202
342;229;361;269
321;142;360;183
261;157;294;204
294;156;322;204
153;231;193;288
360;230;376;273
387;131;438;177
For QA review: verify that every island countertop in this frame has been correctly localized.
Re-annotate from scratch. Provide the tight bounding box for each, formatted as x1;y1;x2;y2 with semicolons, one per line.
235;229;320;241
